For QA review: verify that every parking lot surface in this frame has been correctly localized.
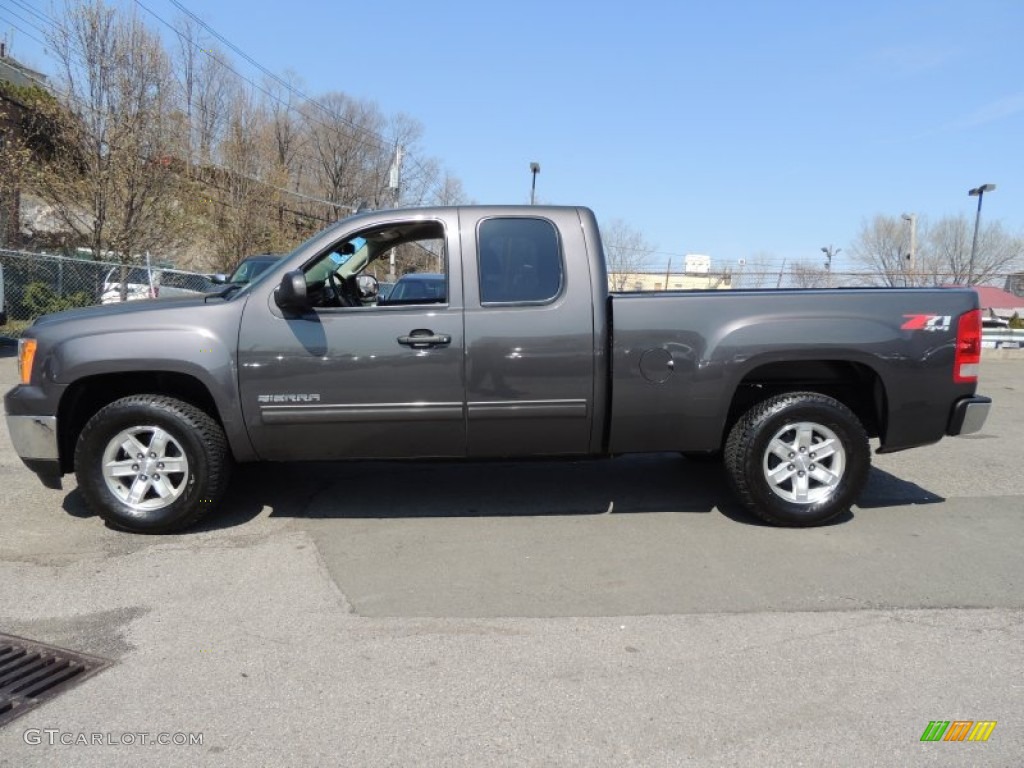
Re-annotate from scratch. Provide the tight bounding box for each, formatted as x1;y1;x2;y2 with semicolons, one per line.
1;347;1021;766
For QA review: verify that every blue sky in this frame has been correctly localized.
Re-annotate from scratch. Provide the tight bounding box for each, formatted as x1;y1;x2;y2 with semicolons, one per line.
2;0;1022;272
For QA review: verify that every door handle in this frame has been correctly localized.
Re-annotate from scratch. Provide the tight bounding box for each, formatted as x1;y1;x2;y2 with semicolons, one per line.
397;330;452;348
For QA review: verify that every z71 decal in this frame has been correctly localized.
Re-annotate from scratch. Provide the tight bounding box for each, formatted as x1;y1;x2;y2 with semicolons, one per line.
902;314;951;332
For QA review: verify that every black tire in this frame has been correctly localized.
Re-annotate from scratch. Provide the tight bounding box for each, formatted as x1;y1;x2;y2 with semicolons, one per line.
723;392;869;527
74;395;231;533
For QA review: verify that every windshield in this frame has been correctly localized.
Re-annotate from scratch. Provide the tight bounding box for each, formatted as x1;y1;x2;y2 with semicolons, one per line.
229;259;276;284
304;238;366;286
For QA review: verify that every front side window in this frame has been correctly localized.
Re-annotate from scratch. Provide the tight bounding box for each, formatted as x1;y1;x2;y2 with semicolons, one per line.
302;220;447;308
478;218;563;304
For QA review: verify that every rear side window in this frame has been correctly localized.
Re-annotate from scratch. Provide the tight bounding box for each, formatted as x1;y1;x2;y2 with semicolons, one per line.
478;218;563;304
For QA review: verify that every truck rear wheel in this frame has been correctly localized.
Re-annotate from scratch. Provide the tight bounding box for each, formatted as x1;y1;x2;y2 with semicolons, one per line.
724;392;869;527
74;395;230;533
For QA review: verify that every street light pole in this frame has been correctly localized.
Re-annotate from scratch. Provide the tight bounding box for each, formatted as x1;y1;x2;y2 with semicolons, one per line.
530;162;540;205
901;213;916;286
821;245;840;286
820;245;840;271
967;183;996;286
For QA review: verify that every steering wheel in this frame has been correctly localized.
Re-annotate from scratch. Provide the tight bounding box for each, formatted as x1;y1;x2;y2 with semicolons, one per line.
327;271;354;307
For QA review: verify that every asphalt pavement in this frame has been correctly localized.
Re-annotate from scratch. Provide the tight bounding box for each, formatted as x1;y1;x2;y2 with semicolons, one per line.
0;350;1021;767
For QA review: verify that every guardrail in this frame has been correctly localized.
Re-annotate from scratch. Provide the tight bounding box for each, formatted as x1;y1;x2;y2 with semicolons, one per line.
982;328;1024;350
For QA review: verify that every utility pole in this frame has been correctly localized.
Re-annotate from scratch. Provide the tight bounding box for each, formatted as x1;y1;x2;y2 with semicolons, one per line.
387;144;404;208
386;145;404;282
901;213;916;286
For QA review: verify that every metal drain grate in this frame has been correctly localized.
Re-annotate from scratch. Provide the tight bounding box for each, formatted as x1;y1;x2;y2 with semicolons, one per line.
0;633;111;728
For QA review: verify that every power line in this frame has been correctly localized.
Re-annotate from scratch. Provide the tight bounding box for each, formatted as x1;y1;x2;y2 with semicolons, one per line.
0;8;48;52
161;0;441;195
0;1;49;42
9;0;448;209
167;0;390;155
9;0;448;217
6;0;56;30
2;5;402;217
143;0;438;191
0;18;342;229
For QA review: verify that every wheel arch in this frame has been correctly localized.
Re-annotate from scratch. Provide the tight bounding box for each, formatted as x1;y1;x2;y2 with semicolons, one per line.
58;371;226;474
722;359;887;449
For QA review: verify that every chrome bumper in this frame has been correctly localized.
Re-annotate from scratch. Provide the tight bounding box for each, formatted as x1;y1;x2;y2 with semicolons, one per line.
947;396;992;436
5;414;59;460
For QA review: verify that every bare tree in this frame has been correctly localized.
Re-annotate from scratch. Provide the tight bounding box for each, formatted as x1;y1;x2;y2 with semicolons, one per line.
852;213;1023;287
211;89;274;266
35;1;183;263
602;218;657;291
303;92;388;215
733;252;781;289
923;215;1023;286
172;19;237;169
788;261;831;288
0;86;43;246
848;215;913;286
432;171;470;206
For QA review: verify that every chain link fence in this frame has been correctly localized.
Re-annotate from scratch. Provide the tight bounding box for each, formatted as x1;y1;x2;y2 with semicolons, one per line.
4;250;1023;342
1;249;218;339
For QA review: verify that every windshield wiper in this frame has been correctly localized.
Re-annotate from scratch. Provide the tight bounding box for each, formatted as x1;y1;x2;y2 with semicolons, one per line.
204;283;243;302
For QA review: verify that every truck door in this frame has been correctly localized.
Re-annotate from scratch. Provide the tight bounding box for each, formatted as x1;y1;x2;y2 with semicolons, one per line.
461;210;597;456
237;213;466;460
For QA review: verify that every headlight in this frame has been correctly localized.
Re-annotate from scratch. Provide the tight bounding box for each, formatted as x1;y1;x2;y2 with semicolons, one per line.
17;338;37;385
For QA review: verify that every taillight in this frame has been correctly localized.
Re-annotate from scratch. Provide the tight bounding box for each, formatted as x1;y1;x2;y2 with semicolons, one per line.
954;309;981;383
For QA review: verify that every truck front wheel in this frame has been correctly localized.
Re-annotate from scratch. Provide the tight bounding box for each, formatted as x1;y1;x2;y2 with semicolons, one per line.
724;392;870;527
74;395;231;533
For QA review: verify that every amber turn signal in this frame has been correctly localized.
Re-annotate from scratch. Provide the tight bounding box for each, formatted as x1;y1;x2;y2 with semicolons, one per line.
18;338;37;385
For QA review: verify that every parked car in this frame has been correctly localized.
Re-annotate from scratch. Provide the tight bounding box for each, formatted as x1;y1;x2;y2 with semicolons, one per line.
100;266;160;304
159;270;220;298
101;266;217;303
377;281;395;301
5;205;991;533
215;254;285;286
381;272;446;304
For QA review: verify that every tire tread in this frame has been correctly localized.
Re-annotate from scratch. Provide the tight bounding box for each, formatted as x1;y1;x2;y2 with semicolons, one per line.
724;392;868;527
74;395;230;533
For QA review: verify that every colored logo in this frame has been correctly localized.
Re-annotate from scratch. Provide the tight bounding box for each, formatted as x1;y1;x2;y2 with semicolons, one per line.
920;721;996;742
902;314;952;332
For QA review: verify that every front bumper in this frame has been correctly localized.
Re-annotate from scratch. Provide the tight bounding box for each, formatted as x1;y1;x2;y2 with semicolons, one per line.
947;395;992;436
5;414;62;489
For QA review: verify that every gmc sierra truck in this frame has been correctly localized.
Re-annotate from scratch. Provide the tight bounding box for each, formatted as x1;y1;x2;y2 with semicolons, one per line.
4;206;991;533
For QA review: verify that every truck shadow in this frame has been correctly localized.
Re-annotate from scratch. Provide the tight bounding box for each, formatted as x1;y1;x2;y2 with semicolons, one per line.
166;455;943;532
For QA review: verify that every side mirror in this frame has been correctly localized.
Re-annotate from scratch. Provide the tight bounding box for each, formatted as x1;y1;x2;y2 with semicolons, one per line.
211;273;228;285
356;274;380;302
274;270;309;311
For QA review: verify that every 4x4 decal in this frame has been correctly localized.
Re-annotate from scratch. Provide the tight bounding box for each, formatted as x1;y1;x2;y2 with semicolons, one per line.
902;314;951;332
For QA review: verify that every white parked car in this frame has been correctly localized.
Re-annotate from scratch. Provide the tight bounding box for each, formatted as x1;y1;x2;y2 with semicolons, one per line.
100;266;160;304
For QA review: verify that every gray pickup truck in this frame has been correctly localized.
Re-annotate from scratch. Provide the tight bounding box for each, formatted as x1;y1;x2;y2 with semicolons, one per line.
4;206;991;533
